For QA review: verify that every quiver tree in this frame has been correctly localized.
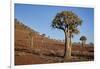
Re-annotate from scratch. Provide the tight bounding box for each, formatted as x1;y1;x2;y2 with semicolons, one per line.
29;31;33;48
41;34;46;45
42;34;46;37
80;36;87;46
51;11;82;60
69;28;80;50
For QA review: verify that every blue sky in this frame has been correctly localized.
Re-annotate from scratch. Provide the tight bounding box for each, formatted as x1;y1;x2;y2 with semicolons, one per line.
15;4;94;44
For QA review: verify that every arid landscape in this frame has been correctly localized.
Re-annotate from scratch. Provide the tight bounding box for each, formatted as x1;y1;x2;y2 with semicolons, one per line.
15;4;94;65
15;19;94;65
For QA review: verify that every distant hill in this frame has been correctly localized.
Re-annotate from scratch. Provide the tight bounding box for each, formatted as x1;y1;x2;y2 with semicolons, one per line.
15;19;94;65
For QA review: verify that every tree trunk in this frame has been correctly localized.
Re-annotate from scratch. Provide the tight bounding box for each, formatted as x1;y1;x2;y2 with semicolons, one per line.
69;35;72;57
82;41;84;46
83;40;86;46
63;31;67;58
69;34;72;50
66;29;71;60
64;28;71;61
31;37;33;48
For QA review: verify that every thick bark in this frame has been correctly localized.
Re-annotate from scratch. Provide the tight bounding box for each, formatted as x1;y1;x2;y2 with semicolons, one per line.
63;31;67;58
63;28;71;61
31;37;33;48
82;40;86;46
82;41;84;46
69;35;72;57
29;32;33;48
66;28;71;60
69;34;72;49
82;41;83;46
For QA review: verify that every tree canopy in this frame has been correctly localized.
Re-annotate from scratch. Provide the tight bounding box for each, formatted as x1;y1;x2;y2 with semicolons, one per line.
80;36;87;41
51;11;82;32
